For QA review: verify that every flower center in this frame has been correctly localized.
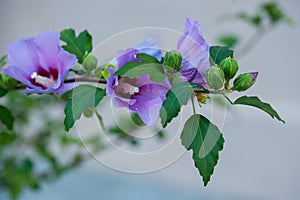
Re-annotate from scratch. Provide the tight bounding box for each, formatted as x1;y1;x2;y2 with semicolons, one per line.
31;72;55;87
114;78;140;99
118;82;139;95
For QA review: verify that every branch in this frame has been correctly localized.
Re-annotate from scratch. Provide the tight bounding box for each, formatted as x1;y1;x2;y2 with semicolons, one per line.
64;77;107;84
15;77;107;90
193;88;226;94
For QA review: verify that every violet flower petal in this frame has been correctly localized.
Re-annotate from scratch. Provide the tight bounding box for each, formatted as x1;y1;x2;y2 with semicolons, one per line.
34;31;60;69
2;31;77;94
250;72;258;82
6;38;39;76
129;96;164;126
177;18;210;85
116;48;141;69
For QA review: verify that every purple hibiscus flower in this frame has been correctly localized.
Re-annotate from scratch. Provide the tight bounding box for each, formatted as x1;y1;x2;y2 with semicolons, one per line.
107;40;171;126
2;31;77;93
177;18;211;87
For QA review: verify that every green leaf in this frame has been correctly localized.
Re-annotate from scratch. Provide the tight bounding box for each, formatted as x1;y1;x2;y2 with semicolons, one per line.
160;82;204;128
236;12;262;27
60;29;92;63
233;96;285;123
261;1;284;24
114;53;165;82
60;134;81;145
0;54;7;69
209;46;234;65
0;105;14;130
181;114;224;186
0;88;8;98
64;85;106;131
217;35;239;48
136;53;160;63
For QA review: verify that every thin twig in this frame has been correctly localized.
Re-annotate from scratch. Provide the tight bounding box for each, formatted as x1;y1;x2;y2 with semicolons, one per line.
64;77;107;84
14;77;107;90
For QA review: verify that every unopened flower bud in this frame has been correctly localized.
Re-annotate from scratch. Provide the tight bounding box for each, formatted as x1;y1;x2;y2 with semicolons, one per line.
232;72;258;92
82;53;98;72
163;50;182;71
206;66;225;90
219;57;239;82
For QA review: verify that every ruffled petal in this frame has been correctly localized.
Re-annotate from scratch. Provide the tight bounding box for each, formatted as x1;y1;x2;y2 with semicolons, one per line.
136;83;170;100
178;18;209;51
116;48;141;69
57;49;77;79
179;67;207;87
177;18;210;84
34;31;61;69
129;97;163;126
6;38;39;76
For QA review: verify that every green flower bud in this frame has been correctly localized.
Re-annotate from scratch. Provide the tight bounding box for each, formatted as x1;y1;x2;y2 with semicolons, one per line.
82;53;98;72
232;72;258;92
219;57;239;82
206;66;225;90
163;50;182;71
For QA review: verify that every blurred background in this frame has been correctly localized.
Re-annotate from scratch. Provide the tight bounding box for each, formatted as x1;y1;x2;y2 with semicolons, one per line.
0;0;299;200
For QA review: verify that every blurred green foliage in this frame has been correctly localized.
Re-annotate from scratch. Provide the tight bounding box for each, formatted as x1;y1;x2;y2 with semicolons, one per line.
217;1;292;50
0;61;164;200
0;90;91;199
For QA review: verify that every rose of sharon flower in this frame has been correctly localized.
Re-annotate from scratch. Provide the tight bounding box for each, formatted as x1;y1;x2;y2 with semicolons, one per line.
2;31;77;93
177;18;211;87
107;40;171;126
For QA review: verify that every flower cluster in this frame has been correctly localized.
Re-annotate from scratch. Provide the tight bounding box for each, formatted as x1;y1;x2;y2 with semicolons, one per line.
0;17;284;189
1;18;260;127
106;18;213;125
